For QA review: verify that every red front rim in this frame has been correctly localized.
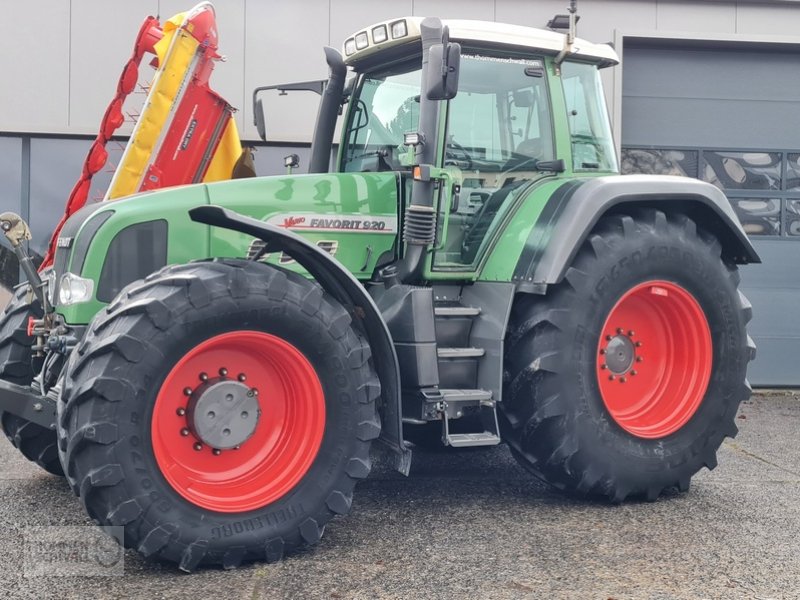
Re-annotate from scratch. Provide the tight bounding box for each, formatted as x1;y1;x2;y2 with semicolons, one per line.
596;281;712;439
152;331;325;513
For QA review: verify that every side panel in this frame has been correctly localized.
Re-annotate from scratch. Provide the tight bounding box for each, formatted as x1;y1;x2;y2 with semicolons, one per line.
477;177;575;282
206;173;398;277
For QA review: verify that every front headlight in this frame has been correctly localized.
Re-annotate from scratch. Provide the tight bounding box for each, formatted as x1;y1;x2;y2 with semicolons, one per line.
59;272;95;306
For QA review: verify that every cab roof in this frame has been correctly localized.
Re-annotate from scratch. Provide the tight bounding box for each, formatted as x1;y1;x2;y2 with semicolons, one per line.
343;17;619;70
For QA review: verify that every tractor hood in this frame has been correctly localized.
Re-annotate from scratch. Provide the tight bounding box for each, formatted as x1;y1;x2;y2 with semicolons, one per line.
55;171;401;325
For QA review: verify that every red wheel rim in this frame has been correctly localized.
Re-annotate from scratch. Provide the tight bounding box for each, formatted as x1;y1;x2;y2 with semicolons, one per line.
152;331;325;513
596;281;712;439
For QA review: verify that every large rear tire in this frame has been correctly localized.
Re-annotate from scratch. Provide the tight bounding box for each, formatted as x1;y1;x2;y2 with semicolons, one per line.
0;284;63;476
500;210;754;502
57;259;381;570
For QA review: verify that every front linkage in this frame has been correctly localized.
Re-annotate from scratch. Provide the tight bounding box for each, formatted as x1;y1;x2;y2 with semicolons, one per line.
0;213;67;431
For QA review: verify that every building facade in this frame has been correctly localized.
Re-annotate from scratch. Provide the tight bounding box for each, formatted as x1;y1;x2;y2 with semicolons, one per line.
2;0;800;384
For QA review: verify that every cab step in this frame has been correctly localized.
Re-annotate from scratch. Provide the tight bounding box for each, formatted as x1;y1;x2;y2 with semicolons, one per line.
434;306;481;317
439;388;493;403
446;432;501;447
437;347;485;359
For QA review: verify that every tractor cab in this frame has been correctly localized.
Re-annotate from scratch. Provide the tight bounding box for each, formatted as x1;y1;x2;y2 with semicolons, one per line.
256;17;619;279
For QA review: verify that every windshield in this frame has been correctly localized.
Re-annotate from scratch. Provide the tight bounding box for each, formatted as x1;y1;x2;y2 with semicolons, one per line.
561;61;618;172
342;65;420;173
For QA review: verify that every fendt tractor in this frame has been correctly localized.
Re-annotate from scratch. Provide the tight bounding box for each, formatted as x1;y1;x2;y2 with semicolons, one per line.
0;2;757;570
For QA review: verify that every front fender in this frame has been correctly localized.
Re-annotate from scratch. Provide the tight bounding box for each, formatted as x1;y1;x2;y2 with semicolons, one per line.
515;175;760;291
189;205;411;474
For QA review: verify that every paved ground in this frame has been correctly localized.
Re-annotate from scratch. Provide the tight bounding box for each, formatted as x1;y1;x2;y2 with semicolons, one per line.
0;392;798;600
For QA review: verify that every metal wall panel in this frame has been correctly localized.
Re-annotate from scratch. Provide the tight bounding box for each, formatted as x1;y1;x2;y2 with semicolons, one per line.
739;241;800;386
243;0;330;142
655;1;736;33
69;0;159;133
0;1;71;132
413;0;495;21
28;138;93;258
622;46;800;148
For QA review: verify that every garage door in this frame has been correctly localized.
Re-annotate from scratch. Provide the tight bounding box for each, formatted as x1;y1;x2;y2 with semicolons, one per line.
621;41;800;386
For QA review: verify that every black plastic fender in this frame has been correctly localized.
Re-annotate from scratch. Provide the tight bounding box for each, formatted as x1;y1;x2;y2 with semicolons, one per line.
513;175;761;293
189;205;411;474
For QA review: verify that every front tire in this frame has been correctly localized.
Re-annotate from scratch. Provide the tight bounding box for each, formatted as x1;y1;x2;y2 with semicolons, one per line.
501;210;754;502
58;259;381;570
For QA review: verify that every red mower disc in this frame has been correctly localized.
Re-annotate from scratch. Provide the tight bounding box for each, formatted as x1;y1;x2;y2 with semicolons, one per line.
596;281;712;439
151;331;325;513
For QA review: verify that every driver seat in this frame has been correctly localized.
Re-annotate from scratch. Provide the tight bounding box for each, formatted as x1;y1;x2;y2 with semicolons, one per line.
501;137;543;171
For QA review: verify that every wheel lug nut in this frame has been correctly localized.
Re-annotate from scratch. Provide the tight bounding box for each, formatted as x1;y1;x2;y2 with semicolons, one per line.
599;349;606;355
606;335;613;341
631;370;637;376
183;387;193;396
608;375;615;381
628;330;635;337
234;445;240;450
238;373;247;382
219;368;228;377
620;377;627;383
180;428;190;436
212;449;221;456
199;372;208;382
635;341;642;347
601;364;608;370
636;356;643;362
616;328;623;334
193;442;203;451
176;407;186;417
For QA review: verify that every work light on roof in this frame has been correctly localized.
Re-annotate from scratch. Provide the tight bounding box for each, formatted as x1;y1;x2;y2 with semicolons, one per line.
344;38;356;56
372;25;388;43
390;20;408;39
355;31;369;50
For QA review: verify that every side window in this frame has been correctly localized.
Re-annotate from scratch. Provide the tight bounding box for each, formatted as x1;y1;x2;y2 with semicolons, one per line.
446;92;501;161
561;62;618;172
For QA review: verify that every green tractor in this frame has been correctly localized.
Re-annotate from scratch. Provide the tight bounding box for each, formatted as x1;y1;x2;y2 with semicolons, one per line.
0;14;757;571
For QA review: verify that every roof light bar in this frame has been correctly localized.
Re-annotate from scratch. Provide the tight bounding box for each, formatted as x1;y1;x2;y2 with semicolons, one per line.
354;31;369;50
390;20;408;39
372;25;388;43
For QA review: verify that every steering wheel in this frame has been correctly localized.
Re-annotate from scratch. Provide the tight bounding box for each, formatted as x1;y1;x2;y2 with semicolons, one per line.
445;139;473;170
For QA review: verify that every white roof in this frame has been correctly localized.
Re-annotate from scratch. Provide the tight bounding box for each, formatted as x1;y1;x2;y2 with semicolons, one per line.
343;17;619;68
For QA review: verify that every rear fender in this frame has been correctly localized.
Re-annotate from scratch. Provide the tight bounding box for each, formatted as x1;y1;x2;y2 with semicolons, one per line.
513;175;760;293
189;205;411;475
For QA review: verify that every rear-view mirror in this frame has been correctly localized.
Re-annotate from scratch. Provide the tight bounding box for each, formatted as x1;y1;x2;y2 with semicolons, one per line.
426;42;461;101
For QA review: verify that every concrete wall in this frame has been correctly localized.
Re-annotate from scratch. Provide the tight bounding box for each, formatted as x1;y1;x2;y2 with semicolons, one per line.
4;1;800;144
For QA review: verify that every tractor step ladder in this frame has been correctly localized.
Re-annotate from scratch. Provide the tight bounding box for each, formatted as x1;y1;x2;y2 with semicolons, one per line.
439;388;501;447
433;302;501;447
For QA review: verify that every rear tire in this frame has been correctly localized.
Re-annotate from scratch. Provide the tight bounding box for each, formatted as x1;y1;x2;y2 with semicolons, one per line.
500;210;754;502
57;259;381;570
0;284;63;476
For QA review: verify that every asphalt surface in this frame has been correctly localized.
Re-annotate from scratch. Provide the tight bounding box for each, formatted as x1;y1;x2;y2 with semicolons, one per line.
0;392;798;600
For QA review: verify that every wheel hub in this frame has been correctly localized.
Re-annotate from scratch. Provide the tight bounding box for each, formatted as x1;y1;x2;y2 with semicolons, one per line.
603;334;636;375
187;379;260;449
